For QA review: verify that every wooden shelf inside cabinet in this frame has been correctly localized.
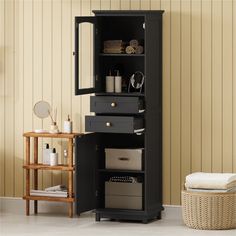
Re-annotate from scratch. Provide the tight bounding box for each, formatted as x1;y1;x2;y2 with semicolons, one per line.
22;131;81;218
98;169;145;174
99;53;145;57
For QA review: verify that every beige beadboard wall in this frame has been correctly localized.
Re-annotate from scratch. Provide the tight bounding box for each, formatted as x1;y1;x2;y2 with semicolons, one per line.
0;0;236;205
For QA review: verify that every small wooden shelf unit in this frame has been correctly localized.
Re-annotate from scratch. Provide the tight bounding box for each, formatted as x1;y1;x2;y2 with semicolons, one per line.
23;132;81;217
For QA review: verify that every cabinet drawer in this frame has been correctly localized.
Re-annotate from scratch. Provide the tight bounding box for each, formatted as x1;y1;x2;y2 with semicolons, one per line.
85;116;144;134
105;148;143;170
90;96;144;114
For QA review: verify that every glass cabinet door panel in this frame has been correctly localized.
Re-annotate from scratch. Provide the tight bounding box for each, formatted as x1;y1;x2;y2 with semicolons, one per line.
75;17;96;95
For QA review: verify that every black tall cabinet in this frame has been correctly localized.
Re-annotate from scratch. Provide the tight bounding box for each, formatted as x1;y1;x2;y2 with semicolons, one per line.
74;10;164;223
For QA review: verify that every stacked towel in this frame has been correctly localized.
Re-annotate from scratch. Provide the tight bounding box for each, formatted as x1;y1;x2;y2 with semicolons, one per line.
103;40;125;54
185;172;236;192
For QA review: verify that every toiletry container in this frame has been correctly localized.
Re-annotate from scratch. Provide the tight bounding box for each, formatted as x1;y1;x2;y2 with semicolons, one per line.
43;143;53;165
106;70;114;93
115;70;122;93
50;148;58;166
64;115;72;133
50;122;59;134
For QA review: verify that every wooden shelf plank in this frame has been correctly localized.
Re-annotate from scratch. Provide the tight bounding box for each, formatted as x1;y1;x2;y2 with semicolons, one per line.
23;132;83;139
100;53;145;57
23;163;75;171
23;195;74;203
98;169;145;174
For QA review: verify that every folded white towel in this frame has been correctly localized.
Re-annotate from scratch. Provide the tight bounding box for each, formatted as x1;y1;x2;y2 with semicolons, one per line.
185;172;236;190
186;186;236;193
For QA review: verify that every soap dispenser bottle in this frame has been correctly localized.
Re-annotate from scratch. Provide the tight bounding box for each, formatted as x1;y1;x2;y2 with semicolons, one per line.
64;115;72;133
115;70;122;93
43;143;53;165
106;70;114;93
50;148;58;166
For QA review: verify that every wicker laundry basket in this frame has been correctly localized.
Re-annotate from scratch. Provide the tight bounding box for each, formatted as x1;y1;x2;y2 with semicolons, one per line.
182;190;236;230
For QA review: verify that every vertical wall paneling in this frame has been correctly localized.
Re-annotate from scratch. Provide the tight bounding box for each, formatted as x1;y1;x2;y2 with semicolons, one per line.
4;0;15;196
222;0;233;173
130;0;140;10
91;0;100;11
1;0;236;205
61;0;72;186
120;0;130;10
191;0;202;173
14;0;24;197
101;0;110;9
212;0;222;173
0;0;5;196
150;0;160;10
33;0;43;190
161;0;171;205
42;0;52;188
180;0;191;187
111;0;120;9
233;0;236;173
140;0;150;10
170;0;181;205
150;0;161;10
52;0;62;186
201;0;212;172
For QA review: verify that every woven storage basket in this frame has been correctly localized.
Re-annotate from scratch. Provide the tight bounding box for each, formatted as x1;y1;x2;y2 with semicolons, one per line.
182;190;236;230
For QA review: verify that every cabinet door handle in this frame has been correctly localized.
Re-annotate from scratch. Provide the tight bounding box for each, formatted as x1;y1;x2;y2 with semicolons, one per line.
118;157;129;161
106;122;112;127
111;102;116;107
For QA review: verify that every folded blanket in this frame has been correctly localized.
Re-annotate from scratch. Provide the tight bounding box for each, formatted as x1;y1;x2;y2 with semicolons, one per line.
185;172;236;190
186;186;236;193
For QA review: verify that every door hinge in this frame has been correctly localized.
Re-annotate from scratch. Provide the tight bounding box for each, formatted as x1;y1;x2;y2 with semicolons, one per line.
143;23;145;29
95;75;99;81
95;28;98;35
95;145;99;151
95;190;98;197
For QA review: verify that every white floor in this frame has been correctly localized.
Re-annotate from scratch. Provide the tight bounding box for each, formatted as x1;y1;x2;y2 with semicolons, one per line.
1;210;236;236
1;198;236;236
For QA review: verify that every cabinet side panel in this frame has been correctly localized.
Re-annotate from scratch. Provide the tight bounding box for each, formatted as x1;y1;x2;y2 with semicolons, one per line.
145;14;163;211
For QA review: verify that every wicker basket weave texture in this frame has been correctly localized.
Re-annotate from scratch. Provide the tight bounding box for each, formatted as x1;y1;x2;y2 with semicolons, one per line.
182;191;236;230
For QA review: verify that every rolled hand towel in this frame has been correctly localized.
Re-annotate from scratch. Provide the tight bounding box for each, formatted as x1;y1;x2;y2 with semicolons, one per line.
185;172;236;190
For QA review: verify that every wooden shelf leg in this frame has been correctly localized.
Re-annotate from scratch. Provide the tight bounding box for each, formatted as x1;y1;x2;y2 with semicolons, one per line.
26;137;30;216
68;138;73;218
26;200;30;216
69;203;73;218
34;137;38;214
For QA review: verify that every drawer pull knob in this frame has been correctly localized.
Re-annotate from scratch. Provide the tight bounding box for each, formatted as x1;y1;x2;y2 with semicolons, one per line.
118;157;129;161
111;102;116;107
106;122;112;127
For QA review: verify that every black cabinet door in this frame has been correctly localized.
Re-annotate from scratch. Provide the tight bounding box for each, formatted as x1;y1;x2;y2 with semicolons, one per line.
75;133;97;214
74;16;99;95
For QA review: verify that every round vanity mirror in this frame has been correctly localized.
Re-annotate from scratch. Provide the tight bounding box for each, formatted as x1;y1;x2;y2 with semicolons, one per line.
33;101;51;119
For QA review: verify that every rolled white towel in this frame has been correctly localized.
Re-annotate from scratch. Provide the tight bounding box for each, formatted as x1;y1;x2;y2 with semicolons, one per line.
185;172;236;190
